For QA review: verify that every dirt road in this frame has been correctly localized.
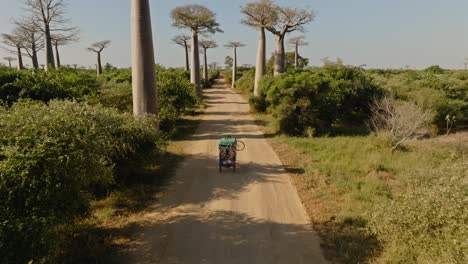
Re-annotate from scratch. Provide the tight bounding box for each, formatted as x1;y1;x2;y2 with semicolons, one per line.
127;79;327;264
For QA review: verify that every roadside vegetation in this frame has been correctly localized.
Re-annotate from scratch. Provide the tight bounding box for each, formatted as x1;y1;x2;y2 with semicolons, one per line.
0;65;212;263
230;60;467;263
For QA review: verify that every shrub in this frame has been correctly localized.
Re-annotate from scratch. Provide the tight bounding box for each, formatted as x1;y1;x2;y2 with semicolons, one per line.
203;69;220;87
0;69;99;105
87;67;197;134
0;100;163;263
236;69;255;94
369;96;433;150
424;65;445;74
158;68;197;133
258;64;382;135
369;163;467;263
369;68;468;133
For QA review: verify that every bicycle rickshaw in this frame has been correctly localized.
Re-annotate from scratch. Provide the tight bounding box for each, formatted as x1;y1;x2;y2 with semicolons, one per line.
218;136;245;172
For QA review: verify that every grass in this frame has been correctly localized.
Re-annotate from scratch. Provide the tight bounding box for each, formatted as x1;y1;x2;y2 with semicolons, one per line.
252;111;467;263
48;116;201;263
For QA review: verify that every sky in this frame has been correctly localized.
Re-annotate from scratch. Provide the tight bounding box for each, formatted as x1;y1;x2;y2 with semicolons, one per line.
1;0;468;69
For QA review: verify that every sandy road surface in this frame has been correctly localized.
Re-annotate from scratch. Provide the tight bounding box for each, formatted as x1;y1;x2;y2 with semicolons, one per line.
127;79;327;264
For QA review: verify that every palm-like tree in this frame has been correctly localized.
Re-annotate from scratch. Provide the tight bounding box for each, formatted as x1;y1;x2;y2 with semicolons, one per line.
3;57;16;68
225;41;245;88
171;4;222;98
241;0;278;96
199;39;218;87
172;34;191;72
288;36;308;68
131;0;158;116
87;40;111;76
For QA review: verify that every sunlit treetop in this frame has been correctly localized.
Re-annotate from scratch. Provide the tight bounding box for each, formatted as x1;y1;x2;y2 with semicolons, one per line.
171;4;223;34
240;0;279;29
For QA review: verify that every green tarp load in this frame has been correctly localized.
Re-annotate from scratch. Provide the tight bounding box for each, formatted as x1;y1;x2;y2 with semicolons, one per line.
219;137;237;147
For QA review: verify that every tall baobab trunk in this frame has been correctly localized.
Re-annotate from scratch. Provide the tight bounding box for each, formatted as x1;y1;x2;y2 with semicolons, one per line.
294;44;299;68
7;60;12;68
254;28;266;96
55;42;61;68
31;46;39;69
232;47;237;88
191;31;201;98
31;34;39;69
203;48;208;86
44;24;55;71
96;52;102;75
273;34;285;76
131;0;158;116
184;44;190;72
16;46;24;70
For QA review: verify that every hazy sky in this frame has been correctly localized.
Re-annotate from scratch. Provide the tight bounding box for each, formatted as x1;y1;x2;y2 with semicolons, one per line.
1;0;467;69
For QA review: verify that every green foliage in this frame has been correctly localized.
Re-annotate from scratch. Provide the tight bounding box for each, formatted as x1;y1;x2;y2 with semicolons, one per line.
369;164;467;263
424;65;445;74
203;69;221;87
225;56;233;68
157;68;198;133
0;69;99;106
280;133;466;263
370;69;468;132
89;66;197;134
258;64;382;135
266;52;309;74
236;68;255;94
0;100;163;263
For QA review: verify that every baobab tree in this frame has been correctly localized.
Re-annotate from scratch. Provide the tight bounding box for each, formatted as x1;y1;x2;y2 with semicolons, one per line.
225;41;245;88
288;36;308;68
14;18;44;69
24;0;78;71
131;0;158;116
464;58;468;70
3;57;16;68
52;31;79;68
241;0;278;95
199;39;218;86
1;33;24;70
87;40;111;76
171;4;222;98
265;6;315;76
172;34;191;72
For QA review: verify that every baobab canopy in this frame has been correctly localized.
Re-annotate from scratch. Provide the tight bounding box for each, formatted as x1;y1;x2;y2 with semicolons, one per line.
171;4;223;34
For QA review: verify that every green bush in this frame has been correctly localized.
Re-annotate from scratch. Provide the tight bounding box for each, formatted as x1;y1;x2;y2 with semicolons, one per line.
0;69;99;105
236;69;255;94
203;69;220;87
424;65;445;74
370;69;468;133
369;164;467;263
258;65;382;135
89;67;197;134
0;100;163;263
158;68;197;133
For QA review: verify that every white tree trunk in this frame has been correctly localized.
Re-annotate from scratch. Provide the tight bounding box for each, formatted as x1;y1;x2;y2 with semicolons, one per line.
232;47;237;88
191;31;201;98
55;43;61;68
294;44;299;68
273;34;285;76
16;47;24;70
44;24;55;71
254;28;266;96
97;52;102;75
131;0;158;116
203;48;208;87
184;43;190;72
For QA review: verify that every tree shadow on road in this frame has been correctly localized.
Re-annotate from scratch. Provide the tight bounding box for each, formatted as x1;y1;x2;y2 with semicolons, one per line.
124;210;326;264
